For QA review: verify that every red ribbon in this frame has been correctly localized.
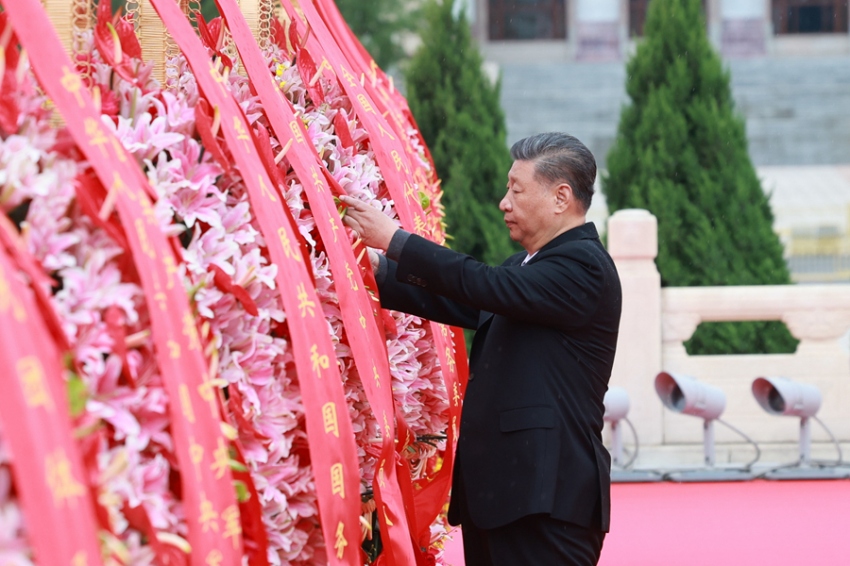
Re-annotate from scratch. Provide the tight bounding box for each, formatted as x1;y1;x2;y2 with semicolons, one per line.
145;1;363;563
283;1;467;551
0;235;104;566
214;2;420;563
0;2;246;564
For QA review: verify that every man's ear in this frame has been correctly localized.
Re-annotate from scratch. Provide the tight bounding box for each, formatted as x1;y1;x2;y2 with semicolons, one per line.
554;183;573;213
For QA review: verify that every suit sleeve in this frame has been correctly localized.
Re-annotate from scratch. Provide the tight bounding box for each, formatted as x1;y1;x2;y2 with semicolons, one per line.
393;234;606;330
377;255;482;330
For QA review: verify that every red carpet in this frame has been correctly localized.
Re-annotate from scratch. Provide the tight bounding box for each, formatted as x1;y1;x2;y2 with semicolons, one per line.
442;480;850;565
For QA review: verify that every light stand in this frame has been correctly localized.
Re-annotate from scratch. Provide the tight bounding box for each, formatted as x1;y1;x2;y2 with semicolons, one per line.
655;372;754;482
753;377;850;480
604;387;662;482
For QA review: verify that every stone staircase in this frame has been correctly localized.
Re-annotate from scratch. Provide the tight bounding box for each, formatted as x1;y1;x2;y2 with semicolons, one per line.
497;55;850;168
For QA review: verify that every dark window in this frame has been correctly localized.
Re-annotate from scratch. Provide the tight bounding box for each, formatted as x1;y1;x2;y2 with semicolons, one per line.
629;0;650;36
773;0;849;34
489;0;567;40
629;0;707;37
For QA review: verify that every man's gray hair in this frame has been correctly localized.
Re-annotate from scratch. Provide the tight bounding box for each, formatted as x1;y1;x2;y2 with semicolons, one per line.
510;132;596;212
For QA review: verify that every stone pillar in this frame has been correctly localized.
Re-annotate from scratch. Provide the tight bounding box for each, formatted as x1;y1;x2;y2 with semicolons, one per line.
575;0;621;61
607;209;664;446
719;0;767;57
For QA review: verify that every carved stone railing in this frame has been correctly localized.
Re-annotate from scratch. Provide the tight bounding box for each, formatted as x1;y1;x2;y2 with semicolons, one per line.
607;209;850;450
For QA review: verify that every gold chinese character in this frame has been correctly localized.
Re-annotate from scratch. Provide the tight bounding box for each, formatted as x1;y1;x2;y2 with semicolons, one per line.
297;283;316;318
168;339;181;359
310;166;325;193
359;310;367;329
211;438;229;480
233;117;252;154
17;356;54;411
205;550;223;566
198;379;219;417
152;272;167;311
345;263;359;291
163;256;179;290
71;551;88;566
390;150;409;174
0;267;26;322
139;195;157;226
322;402;339;437
46;450;85;507
383;505;394;526
289;120;305;144
84;118;109;158
179;384;196;423
377;464;387;488
445;346;456;374
356;93;375;114
453;382;461;406
377;121;396;140
135;219;156;260
340;64;358;88
310;344;329;378
277;227;301;262
331;463;345;499
221;504;242;549
199;493;219;533
414;215;427;236
373;364;381;389
60;66;85;108
382;411;391;439
189;438;204;472
403;181;416;204
334;521;348;559
329;216;340;242
451;415;458;439
183;312;201;351
258;174;278;203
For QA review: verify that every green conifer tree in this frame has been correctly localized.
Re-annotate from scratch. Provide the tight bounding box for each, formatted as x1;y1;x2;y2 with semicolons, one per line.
404;0;517;265
336;0;417;70
604;0;797;355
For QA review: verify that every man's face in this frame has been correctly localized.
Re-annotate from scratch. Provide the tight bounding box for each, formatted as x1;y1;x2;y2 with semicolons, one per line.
500;159;555;252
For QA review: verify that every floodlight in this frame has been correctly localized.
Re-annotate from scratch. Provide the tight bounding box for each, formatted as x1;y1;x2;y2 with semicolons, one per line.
655;371;725;423
752;377;848;479
654;372;755;481
603;387;630;466
603;387;661;483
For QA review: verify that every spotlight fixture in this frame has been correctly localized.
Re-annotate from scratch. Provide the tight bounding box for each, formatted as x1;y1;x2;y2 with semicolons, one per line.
752;377;848;480
655;372;757;482
603;387;661;482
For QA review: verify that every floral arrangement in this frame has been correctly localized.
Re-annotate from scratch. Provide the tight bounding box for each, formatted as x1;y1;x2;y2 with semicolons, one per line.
0;3;453;565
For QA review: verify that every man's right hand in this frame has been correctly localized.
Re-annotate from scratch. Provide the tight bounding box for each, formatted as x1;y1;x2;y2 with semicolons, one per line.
339;195;398;252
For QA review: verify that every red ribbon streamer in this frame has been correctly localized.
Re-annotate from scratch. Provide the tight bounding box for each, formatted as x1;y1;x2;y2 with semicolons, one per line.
0;238;104;566
213;2;419;564
0;2;246;564
283;1;466;550
144;1;363;563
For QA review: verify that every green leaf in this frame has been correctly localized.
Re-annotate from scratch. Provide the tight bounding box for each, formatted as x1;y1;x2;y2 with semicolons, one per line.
233;480;251;503
67;373;88;418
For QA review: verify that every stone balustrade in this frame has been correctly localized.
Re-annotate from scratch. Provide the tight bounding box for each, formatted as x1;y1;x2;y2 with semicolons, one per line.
606;209;850;454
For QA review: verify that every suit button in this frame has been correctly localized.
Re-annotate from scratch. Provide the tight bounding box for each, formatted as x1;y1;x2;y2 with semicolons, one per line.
406;275;416;283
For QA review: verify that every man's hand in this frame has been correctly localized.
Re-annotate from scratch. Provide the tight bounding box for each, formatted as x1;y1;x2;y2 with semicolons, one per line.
339;195;398;252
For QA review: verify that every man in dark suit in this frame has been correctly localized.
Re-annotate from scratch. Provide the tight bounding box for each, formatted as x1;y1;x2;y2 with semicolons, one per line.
341;132;621;565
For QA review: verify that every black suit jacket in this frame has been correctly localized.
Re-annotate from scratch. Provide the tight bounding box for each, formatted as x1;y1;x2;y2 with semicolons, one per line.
378;223;621;532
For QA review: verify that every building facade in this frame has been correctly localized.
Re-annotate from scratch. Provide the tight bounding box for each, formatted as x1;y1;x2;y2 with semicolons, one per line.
467;0;850;61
